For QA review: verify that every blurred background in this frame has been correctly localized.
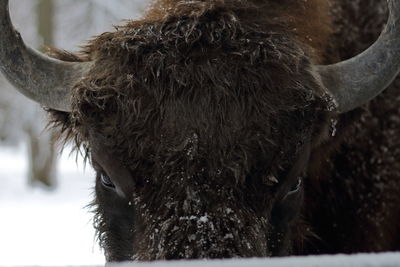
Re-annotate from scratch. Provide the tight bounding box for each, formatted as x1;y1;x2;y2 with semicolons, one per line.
0;1;148;265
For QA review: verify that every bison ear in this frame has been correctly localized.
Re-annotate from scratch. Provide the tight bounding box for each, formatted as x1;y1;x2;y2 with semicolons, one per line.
0;0;92;112
317;0;400;113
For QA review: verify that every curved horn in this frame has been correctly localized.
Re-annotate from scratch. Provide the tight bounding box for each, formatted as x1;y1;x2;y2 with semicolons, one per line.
0;0;90;112
317;0;400;113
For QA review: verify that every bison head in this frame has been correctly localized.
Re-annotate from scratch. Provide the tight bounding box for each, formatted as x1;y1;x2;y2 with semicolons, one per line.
73;13;329;260
1;0;400;262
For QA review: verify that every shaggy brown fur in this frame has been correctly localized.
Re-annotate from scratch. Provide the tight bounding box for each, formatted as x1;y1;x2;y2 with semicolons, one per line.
48;0;400;262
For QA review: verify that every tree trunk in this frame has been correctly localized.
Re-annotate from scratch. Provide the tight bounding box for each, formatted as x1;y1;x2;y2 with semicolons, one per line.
28;0;57;188
37;0;54;46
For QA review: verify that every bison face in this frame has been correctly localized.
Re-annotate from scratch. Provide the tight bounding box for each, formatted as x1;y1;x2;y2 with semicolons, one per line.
88;109;317;261
89;124;314;261
66;14;332;261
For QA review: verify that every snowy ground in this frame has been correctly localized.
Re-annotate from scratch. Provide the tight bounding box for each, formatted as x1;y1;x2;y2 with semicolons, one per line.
0;145;105;266
108;253;400;267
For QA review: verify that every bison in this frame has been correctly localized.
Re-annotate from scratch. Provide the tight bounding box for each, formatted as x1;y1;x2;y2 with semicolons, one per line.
1;0;400;262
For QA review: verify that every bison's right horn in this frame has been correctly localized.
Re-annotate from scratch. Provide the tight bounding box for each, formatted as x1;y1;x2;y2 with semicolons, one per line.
0;0;90;112
317;0;400;113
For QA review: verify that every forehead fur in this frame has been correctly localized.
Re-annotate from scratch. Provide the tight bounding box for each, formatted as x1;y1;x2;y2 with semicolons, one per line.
67;2;330;177
144;0;332;59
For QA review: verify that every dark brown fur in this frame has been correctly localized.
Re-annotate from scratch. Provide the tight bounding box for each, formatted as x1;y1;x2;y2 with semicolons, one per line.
48;0;400;261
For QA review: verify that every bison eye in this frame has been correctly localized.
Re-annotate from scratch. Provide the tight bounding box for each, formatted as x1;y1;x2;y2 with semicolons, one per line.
284;178;302;199
100;173;115;188
271;178;303;226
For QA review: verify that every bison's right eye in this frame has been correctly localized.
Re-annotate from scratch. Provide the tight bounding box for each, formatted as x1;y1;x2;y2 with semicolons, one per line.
100;173;115;189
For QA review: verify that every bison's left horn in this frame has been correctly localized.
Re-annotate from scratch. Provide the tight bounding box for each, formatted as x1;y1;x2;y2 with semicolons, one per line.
317;0;400;113
0;0;90;112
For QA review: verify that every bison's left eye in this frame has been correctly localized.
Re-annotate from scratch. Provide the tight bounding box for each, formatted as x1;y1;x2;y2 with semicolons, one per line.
100;173;115;188
271;178;303;226
283;178;302;200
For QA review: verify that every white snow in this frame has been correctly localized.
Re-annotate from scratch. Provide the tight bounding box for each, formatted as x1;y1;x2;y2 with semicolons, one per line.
199;215;209;223
0;145;105;266
108;253;400;267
